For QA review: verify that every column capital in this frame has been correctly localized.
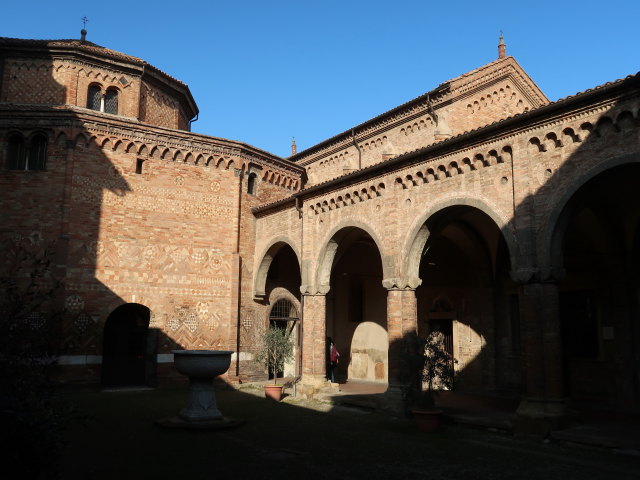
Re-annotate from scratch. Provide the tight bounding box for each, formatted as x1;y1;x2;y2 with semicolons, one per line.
300;284;329;296
510;266;565;285
382;277;422;290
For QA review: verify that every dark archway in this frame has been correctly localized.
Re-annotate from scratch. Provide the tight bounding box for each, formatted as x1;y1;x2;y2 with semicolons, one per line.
415;205;516;395
326;227;387;384
553;163;640;407
101;303;156;388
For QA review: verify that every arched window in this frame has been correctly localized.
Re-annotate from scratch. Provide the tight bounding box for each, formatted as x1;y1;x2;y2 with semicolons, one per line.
247;172;257;195
6;133;47;171
87;85;101;111
28;134;47;170
269;299;298;322
7;133;26;170
104;88;119;114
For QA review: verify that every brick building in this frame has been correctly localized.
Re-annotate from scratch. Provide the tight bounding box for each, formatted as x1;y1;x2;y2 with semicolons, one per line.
1;34;639;429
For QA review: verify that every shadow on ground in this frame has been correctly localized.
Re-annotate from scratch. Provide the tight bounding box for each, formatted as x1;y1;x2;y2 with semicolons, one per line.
55;384;640;480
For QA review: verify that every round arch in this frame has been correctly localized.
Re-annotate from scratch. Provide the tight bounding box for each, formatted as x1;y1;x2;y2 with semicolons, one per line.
315;218;390;292
253;236;301;298
538;153;640;274
402;196;516;283
101;302;155;388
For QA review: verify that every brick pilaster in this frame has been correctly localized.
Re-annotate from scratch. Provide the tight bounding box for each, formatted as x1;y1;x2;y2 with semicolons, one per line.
515;280;567;432
386;288;417;387
301;294;327;382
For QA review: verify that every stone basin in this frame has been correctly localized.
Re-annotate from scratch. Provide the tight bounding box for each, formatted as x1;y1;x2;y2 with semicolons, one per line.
171;349;233;423
173;349;233;379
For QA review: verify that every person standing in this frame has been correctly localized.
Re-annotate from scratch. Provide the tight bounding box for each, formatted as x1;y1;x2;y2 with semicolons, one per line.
328;338;340;383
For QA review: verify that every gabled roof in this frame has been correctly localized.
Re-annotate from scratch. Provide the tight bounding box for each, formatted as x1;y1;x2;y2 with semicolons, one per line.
289;56;548;164
252;70;640;215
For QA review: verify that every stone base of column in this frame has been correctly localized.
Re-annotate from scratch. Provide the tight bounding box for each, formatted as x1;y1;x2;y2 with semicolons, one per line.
513;397;574;434
381;385;405;416
296;374;330;399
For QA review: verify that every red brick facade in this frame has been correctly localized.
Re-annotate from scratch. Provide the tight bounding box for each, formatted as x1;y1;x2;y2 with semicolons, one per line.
2;36;639;428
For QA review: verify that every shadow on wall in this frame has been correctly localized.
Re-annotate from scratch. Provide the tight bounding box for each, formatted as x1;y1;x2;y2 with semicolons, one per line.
0;99;191;387
505;102;640;408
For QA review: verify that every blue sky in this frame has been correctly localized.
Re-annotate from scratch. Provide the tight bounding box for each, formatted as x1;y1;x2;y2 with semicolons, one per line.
2;1;638;157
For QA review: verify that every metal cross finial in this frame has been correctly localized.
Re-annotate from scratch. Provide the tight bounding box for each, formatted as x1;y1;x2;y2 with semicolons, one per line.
81;16;89;29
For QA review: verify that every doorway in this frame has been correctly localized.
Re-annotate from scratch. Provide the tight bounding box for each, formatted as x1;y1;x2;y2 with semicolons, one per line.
102;304;155;388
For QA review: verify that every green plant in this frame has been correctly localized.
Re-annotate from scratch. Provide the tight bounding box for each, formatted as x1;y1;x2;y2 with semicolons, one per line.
254;325;294;385
403;331;456;411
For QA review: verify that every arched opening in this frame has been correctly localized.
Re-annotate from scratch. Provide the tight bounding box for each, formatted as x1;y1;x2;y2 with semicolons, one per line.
247;172;258;195
250;242;302;382
105;88;119;115
101;303;156;388
326;227;386;384
28;133;47;170
554;163;640;407
7;133;25;170
87;84;101;111
268;298;299;380
415;206;515;395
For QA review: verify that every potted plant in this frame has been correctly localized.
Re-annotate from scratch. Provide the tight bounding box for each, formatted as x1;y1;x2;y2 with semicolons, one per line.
254;324;294;401
405;331;456;432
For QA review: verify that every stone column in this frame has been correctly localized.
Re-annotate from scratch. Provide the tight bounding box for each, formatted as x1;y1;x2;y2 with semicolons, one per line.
385;287;417;414
515;279;567;433
301;293;327;385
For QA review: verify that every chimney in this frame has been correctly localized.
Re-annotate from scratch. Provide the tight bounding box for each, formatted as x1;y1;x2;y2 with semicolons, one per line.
498;33;506;59
291;137;297;156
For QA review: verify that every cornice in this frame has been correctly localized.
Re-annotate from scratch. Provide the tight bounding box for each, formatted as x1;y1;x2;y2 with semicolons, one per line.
252;71;640;215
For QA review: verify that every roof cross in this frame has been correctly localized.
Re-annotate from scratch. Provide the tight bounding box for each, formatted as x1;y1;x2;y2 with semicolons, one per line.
81;16;89;29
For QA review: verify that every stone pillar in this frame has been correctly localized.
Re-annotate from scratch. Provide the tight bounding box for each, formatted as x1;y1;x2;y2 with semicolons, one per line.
515;279;567;433
385;287;417;414
301;293;327;385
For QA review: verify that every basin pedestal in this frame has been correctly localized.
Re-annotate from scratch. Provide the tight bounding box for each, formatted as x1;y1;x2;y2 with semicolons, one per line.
156;350;243;430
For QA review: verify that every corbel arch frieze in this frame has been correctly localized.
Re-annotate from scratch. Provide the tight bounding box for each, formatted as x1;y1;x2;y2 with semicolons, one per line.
82;127;299;182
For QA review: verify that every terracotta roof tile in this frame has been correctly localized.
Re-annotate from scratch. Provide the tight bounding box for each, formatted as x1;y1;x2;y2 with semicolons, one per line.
0;37;188;88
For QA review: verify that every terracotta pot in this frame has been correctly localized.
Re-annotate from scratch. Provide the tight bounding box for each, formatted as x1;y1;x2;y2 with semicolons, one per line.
264;384;284;401
412;409;443;432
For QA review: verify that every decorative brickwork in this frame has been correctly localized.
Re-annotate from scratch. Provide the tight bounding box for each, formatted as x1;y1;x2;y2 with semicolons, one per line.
2;35;640;426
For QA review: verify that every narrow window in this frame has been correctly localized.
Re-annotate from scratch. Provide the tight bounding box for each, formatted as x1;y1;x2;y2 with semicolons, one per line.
105;88;119;115
7;134;26;170
136;159;144;174
88;85;101;111
247;172;257;195
27;134;47;171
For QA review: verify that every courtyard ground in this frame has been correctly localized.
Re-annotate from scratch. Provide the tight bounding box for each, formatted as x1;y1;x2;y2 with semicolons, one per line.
56;384;640;480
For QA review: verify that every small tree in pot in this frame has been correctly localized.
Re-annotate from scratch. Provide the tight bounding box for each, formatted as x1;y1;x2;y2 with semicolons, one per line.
254;324;294;401
406;331;456;431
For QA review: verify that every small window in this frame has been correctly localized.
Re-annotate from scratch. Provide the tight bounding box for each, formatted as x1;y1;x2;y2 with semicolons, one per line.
88;85;101;111
105;88;119;115
135;159;144;174
7;134;26;170
247;172;257;195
